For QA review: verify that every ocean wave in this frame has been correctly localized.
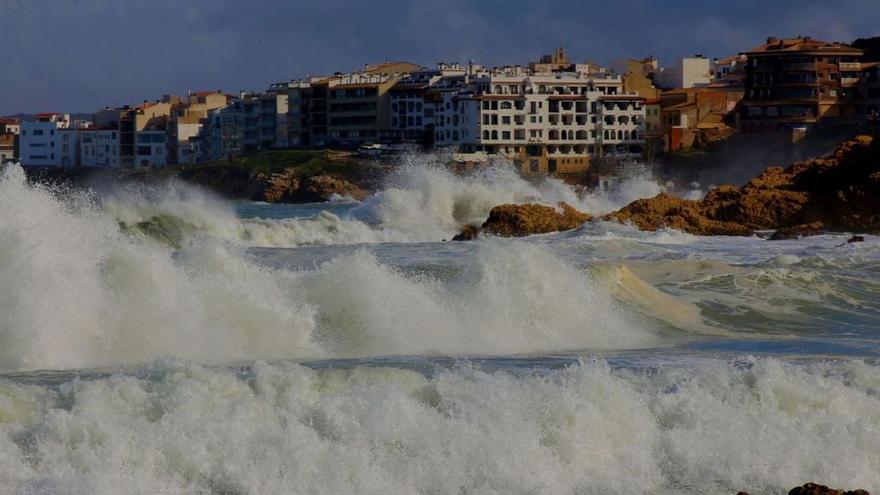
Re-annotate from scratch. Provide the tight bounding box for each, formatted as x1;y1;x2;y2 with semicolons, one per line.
0;164;672;371
1;357;877;494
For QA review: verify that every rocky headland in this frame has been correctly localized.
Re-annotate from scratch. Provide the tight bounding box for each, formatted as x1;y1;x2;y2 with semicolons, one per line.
605;135;880;238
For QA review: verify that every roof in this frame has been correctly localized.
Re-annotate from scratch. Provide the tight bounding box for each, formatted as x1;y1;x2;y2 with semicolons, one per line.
663;101;695;111
715;54;745;65
745;36;862;55
35;112;61;117
644;98;661;105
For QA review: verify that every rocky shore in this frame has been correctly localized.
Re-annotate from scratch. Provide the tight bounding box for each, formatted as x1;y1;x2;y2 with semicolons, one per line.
605;135;880;238
177;150;380;203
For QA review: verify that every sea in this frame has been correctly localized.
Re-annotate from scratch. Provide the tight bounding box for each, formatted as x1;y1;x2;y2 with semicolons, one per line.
0;159;878;494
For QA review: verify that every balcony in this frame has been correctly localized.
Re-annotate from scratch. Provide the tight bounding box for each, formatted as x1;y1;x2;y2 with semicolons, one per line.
781;63;818;71
839;62;861;70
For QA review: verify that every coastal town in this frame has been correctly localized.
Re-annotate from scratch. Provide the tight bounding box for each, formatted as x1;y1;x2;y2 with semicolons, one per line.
2;35;879;179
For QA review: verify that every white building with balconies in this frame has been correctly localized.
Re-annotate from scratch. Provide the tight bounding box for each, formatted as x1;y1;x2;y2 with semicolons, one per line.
433;71;646;174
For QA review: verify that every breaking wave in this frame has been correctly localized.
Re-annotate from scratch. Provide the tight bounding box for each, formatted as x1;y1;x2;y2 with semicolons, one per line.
1;357;878;494
0;164;666;372
103;161;677;248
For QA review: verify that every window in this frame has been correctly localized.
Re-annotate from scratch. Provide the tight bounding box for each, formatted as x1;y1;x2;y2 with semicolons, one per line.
34;129;44;136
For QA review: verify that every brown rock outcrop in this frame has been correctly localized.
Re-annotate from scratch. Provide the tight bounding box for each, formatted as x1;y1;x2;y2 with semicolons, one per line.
301;175;368;202
607;135;880;237
263;168;301;203
453;202;591;239
261;171;367;203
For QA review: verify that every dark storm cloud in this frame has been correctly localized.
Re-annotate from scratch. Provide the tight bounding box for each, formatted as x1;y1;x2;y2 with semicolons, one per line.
0;0;878;114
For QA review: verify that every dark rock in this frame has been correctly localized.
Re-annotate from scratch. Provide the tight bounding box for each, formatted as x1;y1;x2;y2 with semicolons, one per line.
769;222;827;240
451;224;481;241
788;482;870;495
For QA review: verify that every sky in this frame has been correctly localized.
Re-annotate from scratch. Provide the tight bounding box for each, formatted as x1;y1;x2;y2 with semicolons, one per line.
1;0;878;114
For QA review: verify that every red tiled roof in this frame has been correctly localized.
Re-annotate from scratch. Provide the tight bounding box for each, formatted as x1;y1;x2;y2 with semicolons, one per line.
745;37;862;55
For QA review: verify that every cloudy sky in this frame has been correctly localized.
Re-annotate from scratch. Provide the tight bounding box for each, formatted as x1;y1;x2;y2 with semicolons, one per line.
1;0;878;114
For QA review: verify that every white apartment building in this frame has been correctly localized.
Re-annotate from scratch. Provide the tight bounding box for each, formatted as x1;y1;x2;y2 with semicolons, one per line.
390;63;469;141
80;128;120;167
658;56;712;89
433;71;646;175
19;114;96;167
19;119;62;166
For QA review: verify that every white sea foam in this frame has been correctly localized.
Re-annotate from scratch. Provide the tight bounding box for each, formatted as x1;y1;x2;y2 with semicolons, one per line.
1;357;877;494
0;164;662;371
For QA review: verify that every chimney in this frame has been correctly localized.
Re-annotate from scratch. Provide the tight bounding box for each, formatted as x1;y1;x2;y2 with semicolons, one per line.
766;36;778;44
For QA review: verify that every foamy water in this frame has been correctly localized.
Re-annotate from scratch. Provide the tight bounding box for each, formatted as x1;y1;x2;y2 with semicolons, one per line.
1;160;879;494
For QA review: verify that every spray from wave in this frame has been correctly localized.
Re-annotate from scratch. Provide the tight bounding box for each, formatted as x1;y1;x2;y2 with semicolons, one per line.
99;158;683;248
0;164;670;371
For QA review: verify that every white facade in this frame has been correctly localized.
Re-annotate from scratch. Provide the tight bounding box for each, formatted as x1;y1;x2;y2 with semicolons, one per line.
659;57;712;89
433;72;646;160
58;129;80;167
80;128;120;167
19;121;61;166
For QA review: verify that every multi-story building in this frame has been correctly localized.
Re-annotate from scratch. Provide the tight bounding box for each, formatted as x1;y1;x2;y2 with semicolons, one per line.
611;57;661;98
389;63;470;143
740;36;864;133
134;117;169;167
0;117;19;163
0;134;15;163
18;113;73;166
712;54;747;88
433;71;645;175
304;61;421;146
80;128;120;167
660;88;741;151
0;117;20;135
204;99;245;160
170;91;229;164
861;61;880;118
286;79;319;147
657;56;712;89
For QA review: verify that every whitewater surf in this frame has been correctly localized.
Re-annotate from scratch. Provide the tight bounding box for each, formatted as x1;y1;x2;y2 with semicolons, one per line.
0;159;878;494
